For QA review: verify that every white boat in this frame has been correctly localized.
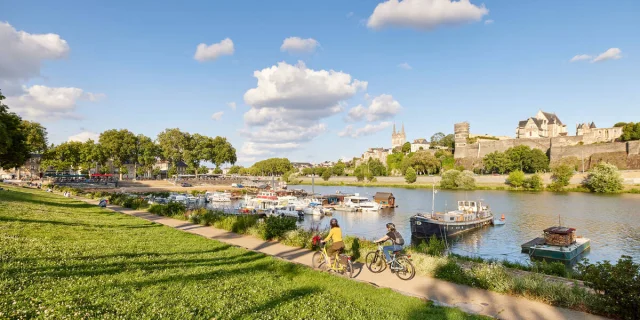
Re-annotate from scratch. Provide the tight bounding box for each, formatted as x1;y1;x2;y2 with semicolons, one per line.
273;204;304;218
207;191;232;202
240;197;278;215
303;203;331;216
278;196;307;210
343;193;380;212
169;194;188;204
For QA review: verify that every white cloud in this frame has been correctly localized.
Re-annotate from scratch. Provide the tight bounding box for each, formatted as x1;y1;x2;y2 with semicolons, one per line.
338;121;392;138
6;85;103;121
211;111;224;121
346;94;402;122
240;61;366;159
398;62;412;70
194;38;234;62
367;0;489;31
227;101;237;110
591;48;622;63
570;54;592;63
68;131;99;142
0;22;70;85
86;92;106;102
280;37;319;54
484;19;494;25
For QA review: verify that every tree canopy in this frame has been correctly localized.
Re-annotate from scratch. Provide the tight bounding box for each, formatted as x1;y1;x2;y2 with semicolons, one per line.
0;91;30;169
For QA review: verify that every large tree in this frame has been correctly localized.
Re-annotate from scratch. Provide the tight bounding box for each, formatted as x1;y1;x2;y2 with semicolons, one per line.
407;151;440;175
483;151;512;174
99;129;137;179
79;139;108;173
21;120;48;154
430;132;445;148
134;134;160;178
41;142;83;173
157;128;190;171
0;90;30;170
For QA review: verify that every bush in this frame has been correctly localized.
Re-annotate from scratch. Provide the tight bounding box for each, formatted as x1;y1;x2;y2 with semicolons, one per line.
455;170;476;189
355;170;365;182
321;170;331;181
583;163;624;193
578;256;640;319
414;235;446;256
507;170;525;188
148;202;186;218
440;169;460;189
405;167;417;184
524;173;543;190
550;164;574;191
261;216;297;240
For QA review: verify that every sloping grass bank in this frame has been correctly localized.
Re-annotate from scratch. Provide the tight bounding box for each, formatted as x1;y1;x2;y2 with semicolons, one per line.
0;186;480;320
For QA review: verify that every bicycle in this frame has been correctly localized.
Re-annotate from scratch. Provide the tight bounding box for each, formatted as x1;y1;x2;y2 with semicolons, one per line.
365;242;416;280
311;237;354;278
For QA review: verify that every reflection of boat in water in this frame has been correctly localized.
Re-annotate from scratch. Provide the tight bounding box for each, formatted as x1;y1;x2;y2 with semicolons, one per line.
410;200;494;239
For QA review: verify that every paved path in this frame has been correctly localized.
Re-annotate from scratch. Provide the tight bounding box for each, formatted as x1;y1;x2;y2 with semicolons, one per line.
78;196;606;320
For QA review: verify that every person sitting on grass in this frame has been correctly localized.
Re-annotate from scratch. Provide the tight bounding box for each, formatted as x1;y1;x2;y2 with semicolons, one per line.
322;218;344;265
374;223;405;264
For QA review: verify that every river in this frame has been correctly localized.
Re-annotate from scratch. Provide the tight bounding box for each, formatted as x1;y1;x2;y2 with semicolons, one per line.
278;185;640;264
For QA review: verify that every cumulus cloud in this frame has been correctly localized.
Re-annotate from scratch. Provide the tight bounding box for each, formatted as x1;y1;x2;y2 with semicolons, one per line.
398;62;412;70
0;22;70;84
239;61;366;159
68;131;100;142
484;19;494;25
227;102;236;110
194;38;234;62
570;54;592;63
6;85;104;121
211;111;224;120
367;0;489;31
592;48;622;63
338;121;392;138
280;37;319;54
346;94;402;122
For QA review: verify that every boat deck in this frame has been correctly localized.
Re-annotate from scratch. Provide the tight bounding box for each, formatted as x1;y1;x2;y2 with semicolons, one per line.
521;237;546;251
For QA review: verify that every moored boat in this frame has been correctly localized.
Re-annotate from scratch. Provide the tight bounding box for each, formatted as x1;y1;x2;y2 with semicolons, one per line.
521;226;591;262
342;194;380;212
410;200;494;239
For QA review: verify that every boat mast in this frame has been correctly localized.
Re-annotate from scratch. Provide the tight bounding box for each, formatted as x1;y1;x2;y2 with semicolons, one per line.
431;179;435;215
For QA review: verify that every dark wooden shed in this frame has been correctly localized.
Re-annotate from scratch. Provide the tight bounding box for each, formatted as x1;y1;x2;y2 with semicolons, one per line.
374;192;395;208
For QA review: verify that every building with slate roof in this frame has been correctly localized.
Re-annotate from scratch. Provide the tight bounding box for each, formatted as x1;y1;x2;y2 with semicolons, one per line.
516;110;568;138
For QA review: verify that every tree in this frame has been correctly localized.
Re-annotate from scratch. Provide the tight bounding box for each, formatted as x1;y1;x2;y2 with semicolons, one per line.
211;136;237;168
386;153;404;174
0;91;29;170
228;165;243;174
157;128;190;167
250;158;292;176
619;122;640;142
505;145;549;173
197;166;209;174
528;149;550;173
507;170;526;188
282;170;294;183
440;170;460;189
613;122;627;128
321;170;331;181
134;134;160;178
79;139;108;173
524;173;543;190
21;120;48;153
354;166;365;182
41;142;83;172
99;129;137;179
455;170;476;189
550;164;573;190
332;160;346;176
401;141;411;153
583;163;623;193
405;167;417;184
430;132;445;148
440;134;455;150
408;151;440;175
483;151;511;174
367;158;387;176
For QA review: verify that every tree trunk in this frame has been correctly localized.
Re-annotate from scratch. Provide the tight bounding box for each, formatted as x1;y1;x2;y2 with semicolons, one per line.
134;163;137;180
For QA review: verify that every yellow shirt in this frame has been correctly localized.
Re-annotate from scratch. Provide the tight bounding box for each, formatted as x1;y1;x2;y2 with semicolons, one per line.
324;227;343;243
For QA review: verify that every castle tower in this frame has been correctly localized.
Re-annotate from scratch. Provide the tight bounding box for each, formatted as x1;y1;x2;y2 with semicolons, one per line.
454;122;470;158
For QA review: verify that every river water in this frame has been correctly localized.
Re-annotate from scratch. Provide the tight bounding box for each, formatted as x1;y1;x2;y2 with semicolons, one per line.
274;185;640;264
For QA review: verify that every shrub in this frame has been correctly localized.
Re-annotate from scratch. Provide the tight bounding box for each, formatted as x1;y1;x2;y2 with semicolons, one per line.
405;167;417;184
187;208;208;224
578;256;640;319
355;170;365;182
414;235;446;256
148;202;186;218
440;169;460;189
550;164;574;191
455;170;476;189
507;170;525;188
321;170;331;181
261;216;297;240
583;163;624;193
524;173;543;190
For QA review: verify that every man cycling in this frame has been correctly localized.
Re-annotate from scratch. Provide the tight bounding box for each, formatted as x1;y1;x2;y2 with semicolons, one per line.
374;223;405;264
322;218;344;265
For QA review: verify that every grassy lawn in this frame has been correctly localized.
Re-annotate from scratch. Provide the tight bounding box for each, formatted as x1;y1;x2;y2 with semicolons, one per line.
0;186;482;320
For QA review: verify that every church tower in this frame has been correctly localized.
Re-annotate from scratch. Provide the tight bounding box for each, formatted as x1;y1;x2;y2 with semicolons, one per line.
391;122;407;148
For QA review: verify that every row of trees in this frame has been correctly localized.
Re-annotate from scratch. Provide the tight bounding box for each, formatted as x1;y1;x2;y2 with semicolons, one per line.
482;145;549;174
228;158;293;177
388;149;457;176
506;161;623;193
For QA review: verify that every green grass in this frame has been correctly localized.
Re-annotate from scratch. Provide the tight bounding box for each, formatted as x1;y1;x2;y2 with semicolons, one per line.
0;185;482;320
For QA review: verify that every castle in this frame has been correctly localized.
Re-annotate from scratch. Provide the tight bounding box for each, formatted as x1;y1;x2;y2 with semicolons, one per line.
391;123;407;148
516;110;568;138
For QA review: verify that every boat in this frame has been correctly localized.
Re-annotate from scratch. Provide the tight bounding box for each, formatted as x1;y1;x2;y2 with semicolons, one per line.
493;214;506;225
410;200;494;239
273;204;305;218
207;191;232;202
343;194;381;212
303;202;330;216
256;191;278;201
521;226;591;262
373;192;396;209
239;197;278;215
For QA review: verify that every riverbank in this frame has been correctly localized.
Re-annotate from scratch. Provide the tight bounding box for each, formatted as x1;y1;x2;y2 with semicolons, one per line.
0;185;482;319
292;174;640;194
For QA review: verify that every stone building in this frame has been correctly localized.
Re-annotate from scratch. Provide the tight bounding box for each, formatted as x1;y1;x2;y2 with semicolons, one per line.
391;123;406;148
576;122;623;143
357;147;391;166
516;110;568;138
411;138;429;152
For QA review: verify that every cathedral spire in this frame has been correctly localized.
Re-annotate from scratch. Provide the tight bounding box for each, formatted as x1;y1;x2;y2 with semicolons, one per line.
401;123;405;135
393;123;396;135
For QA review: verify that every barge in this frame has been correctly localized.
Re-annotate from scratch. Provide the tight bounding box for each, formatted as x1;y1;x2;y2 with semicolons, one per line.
521;226;590;262
410;200;494;238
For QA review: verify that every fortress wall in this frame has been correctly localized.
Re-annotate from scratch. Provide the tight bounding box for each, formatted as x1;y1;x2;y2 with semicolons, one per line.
628;140;640;155
550;135;584;147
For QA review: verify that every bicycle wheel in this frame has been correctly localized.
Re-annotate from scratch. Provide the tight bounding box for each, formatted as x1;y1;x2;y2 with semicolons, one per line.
312;251;327;270
365;251;385;273
341;258;354;278
395;256;416;280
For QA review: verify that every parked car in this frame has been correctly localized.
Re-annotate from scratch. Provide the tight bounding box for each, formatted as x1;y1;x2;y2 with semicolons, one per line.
180;182;192;187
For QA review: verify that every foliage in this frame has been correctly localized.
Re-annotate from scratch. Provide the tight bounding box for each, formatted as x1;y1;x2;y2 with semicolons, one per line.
583;162;624;193
21;120;48;153
430;132;445;148
386;152;404;174
549;164;574;191
157;128;190;166
367;158;387;176
618;122;640;142
355;168;365;181
249;158;293;176
440;170;460;189
401;141;411;153
578;256;640;319
524;173;543;190
404;151;440;175
414;235;446;256
505;145;549;173
455;170;476;189
321;169;331;181
134;134;160;176
332;160;346;176
483;151;511;174
148;202;186;217
282;170;293;183
405;167;417;184
99;129;137;178
0;91;30;169
198;166;209;174
261;216;298;240
228;165;243;174
507;170;526;188
41;141;84;172
435;150;456;171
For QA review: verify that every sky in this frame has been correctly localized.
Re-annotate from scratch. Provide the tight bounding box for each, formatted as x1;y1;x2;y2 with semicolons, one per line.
2;0;639;166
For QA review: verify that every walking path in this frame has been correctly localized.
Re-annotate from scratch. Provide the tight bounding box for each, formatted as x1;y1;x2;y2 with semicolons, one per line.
77;196;606;320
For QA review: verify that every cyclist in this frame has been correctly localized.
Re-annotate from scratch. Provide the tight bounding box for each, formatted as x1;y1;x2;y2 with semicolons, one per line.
322;218;344;265
374;223;405;264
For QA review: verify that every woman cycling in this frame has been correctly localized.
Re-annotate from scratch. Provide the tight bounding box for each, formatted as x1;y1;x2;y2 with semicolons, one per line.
323;218;344;264
374;223;405;263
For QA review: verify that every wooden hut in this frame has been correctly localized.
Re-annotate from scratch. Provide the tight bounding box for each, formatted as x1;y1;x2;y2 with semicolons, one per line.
373;192;395;208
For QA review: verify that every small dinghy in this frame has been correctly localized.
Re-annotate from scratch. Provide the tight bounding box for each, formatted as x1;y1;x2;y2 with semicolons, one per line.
493;214;506;225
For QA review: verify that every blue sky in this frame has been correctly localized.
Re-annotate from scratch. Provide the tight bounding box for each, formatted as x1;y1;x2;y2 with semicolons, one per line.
2;0;639;165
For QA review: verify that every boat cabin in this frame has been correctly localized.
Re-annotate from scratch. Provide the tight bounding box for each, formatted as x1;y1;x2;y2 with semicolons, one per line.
543;227;576;246
373;192;395;208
